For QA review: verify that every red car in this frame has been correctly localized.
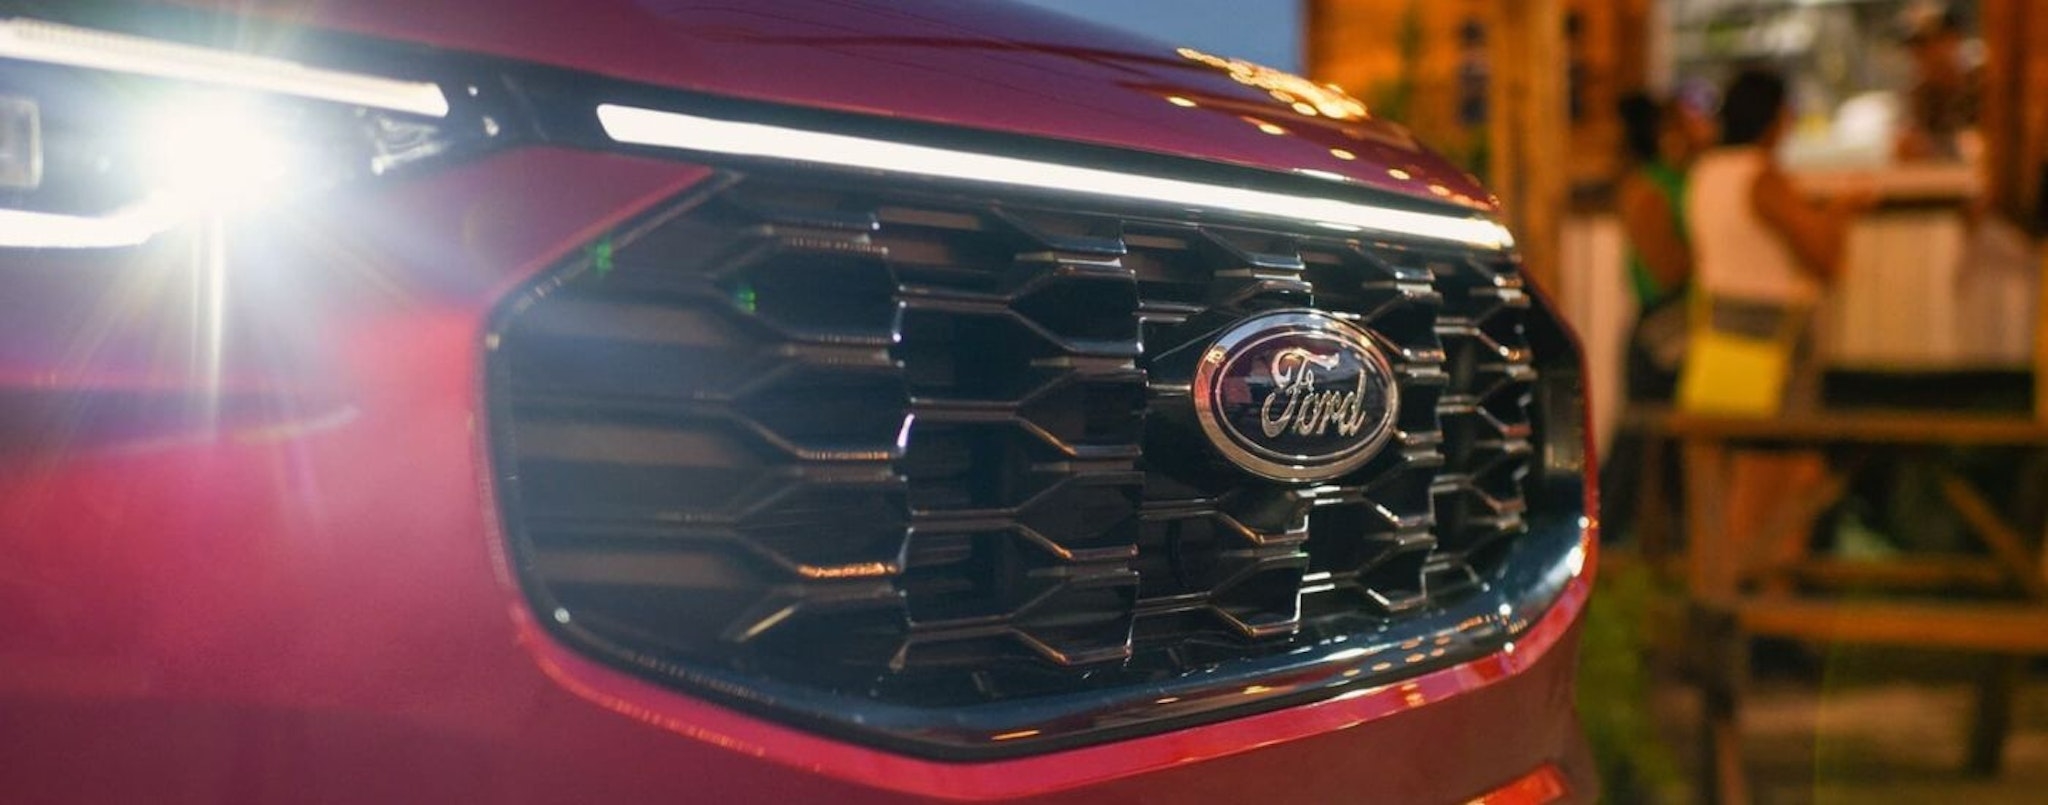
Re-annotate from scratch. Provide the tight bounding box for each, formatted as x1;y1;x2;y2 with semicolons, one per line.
0;1;1597;802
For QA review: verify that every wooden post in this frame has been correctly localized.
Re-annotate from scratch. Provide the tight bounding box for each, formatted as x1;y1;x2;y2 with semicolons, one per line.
1968;655;2025;775
1681;438;1731;598
2038;247;2047;422
1982;0;2048;227
1980;0;2026;221
1983;0;2048;423
1488;0;1568;294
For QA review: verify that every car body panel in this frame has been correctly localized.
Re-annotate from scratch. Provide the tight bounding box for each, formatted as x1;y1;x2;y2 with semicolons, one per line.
0;144;1592;802
0;1;1595;800
155;0;1494;211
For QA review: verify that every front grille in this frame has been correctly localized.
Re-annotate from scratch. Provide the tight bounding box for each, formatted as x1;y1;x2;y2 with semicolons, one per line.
487;165;1554;752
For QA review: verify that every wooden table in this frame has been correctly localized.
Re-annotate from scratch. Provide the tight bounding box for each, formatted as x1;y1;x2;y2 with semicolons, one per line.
1647;410;2048;805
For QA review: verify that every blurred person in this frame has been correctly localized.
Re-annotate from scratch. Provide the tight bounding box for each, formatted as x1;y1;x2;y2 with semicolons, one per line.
1894;4;1979;162
1616;91;1714;400
1690;68;1870;333
1600;91;1712;545
1687;67;1873;577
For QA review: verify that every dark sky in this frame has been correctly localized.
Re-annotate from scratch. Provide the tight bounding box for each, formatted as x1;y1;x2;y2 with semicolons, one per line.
1009;0;1303;72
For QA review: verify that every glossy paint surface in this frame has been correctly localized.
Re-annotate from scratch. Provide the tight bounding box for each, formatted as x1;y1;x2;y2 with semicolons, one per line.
160;0;1495;211
3;0;1593;799
0;145;1592;802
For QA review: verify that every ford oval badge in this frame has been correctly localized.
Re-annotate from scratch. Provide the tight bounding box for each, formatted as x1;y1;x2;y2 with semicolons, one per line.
1192;310;1400;482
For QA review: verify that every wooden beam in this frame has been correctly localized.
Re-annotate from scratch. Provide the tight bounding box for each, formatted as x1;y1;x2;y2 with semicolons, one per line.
1682;438;1734;597
1487;0;1567;294
1782;557;2014;592
2038;247;2047;422
1736;599;2048;653
1979;0;2026;220
1937;471;2048;599
1652;411;2048;446
1968;655;2025;776
1982;0;2048;228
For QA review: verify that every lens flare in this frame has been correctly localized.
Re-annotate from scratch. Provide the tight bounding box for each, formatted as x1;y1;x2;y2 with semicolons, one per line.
139;97;300;210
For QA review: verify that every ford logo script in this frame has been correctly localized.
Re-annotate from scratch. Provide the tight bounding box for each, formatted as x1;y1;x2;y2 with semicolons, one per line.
1192;311;1400;482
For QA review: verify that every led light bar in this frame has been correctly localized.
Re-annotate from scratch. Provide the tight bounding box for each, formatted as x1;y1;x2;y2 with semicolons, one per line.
0;17;448;118
0;203;178;249
596;104;1514;249
0;94;38;189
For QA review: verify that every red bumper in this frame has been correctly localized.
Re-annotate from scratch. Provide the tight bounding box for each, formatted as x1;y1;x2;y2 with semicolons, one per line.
0;147;1593;804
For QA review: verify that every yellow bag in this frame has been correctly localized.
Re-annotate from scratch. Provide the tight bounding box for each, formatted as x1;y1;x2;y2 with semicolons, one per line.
1676;294;1801;416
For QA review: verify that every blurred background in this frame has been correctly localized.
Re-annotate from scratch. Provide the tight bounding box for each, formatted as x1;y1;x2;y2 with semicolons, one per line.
1033;1;2046;803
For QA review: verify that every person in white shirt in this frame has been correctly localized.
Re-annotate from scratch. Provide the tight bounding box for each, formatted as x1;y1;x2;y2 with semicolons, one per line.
1687;67;1873;575
1689;68;1869;313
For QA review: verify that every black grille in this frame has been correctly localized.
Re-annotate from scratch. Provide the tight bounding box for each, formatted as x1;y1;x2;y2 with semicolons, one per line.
487;168;1543;743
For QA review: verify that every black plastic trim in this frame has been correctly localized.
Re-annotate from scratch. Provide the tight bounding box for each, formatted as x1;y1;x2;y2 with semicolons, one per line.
481;171;1590;759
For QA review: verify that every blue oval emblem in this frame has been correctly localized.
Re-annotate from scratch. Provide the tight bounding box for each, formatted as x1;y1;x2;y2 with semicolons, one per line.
1192;311;1400;481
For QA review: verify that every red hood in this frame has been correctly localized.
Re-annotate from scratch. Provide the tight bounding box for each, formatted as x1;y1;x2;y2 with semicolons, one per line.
160;0;1495;212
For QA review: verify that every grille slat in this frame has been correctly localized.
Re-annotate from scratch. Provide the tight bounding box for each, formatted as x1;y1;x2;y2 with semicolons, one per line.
489;170;1538;722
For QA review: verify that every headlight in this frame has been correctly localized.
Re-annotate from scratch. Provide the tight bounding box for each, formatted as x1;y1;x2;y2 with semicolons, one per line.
0;17;490;249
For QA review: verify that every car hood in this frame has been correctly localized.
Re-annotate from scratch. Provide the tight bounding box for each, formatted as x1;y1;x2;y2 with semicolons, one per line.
159;0;1495;212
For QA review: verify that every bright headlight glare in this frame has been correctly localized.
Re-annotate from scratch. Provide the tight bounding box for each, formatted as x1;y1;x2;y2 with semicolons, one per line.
0;17;447;117
0;17;466;250
0;204;177;249
138;97;303;209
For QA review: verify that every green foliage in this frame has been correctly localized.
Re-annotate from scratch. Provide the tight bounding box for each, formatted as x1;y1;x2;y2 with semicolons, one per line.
1462;131;1490;184
1577;556;1686;803
1366;0;1423;123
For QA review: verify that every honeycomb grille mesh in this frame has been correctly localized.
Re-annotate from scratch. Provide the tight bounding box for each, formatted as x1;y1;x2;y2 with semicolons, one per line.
489;172;1535;707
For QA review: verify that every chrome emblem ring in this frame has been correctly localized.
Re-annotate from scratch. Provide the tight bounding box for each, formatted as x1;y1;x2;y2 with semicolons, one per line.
1191;310;1400;482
